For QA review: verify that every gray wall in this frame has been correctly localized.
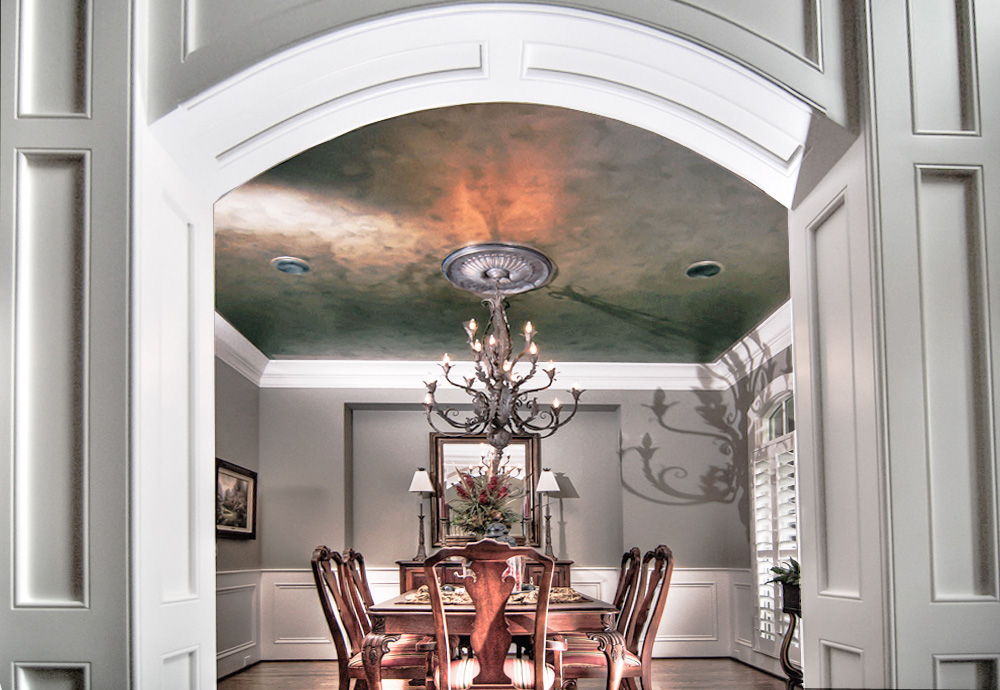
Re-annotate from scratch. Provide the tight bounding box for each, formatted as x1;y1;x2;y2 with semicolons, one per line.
215;359;262;571
257;385;755;571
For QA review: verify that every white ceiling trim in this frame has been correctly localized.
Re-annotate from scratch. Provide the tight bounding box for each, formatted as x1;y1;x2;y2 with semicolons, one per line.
214;300;792;391
214;313;269;385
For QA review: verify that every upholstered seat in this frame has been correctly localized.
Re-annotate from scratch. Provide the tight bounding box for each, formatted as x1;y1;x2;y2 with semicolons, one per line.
436;656;558;690
347;647;433;669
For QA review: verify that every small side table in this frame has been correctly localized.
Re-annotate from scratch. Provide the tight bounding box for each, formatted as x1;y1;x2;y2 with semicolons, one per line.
779;583;803;690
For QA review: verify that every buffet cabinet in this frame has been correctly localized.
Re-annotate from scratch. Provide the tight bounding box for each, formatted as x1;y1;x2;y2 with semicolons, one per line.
397;559;573;593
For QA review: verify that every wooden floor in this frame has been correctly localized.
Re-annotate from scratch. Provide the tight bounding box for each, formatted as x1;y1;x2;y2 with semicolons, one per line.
218;659;787;689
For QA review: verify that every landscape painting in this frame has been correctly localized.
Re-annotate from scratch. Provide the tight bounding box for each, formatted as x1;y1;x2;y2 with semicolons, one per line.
216;459;257;539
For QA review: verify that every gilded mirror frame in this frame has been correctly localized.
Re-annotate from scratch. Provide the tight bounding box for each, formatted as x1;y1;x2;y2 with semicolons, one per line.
429;433;541;547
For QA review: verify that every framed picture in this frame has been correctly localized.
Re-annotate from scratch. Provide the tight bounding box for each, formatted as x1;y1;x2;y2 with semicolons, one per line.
216;459;257;539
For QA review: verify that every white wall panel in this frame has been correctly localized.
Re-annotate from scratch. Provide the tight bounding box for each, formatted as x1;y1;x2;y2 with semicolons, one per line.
916;167;998;601
13;663;90;690
934;654;1000;690
157;206;197;603
161;647;198;690
13;151;89;608
217;585;257;654
694;0;820;63
821;640;865;688
657;582;718;642
907;0;978;134
216;571;262;678
871;0;1000;685
808;197;863;598
259;570;336;660
15;0;92;117
2;0;130;682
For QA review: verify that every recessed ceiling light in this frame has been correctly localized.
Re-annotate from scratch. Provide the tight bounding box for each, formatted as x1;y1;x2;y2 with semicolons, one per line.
270;256;310;274
685;260;723;279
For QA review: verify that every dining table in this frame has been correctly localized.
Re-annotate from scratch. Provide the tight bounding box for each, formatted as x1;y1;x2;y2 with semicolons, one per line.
361;588;622;689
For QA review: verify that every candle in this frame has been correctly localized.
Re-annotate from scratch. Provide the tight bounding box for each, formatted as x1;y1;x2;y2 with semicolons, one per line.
523;495;530;519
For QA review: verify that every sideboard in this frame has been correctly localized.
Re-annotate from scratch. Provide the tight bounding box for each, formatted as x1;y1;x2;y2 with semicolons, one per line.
397;558;573;593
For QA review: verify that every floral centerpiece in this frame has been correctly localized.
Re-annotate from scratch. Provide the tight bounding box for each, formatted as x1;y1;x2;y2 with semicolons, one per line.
450;452;523;538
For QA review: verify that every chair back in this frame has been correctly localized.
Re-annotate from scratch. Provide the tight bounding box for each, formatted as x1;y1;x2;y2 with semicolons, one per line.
424;539;555;689
310;546;356;670
624;545;674;668
342;548;375;634
611;547;642;635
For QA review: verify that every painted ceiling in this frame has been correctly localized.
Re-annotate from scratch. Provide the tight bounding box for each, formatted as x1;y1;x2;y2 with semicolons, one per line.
214;103;789;363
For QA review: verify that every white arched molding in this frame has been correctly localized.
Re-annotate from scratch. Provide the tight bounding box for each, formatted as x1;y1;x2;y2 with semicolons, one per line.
151;4;814;207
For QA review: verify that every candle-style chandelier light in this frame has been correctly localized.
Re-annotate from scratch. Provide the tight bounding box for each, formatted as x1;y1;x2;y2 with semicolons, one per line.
423;243;584;462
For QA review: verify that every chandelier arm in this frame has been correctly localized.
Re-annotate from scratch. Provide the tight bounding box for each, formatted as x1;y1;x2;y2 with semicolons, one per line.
515;392;584;435
441;366;484;397
425;407;488;435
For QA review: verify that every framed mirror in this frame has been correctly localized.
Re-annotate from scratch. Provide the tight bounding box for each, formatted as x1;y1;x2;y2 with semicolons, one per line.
429;434;541;546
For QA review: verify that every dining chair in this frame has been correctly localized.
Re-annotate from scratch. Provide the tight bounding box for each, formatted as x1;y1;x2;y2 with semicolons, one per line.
423;539;565;689
560;545;674;690
311;546;430;690
552;547;641;690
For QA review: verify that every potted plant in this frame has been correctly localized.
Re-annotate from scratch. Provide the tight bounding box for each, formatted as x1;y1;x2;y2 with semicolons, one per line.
767;558;801;614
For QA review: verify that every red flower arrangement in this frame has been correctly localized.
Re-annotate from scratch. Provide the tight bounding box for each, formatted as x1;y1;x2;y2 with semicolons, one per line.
451;469;521;537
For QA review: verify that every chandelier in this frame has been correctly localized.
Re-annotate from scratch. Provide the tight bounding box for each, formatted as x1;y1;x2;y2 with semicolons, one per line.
423;243;583;463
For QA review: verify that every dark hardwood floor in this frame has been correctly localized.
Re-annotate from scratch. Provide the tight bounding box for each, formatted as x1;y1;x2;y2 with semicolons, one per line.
218;658;787;689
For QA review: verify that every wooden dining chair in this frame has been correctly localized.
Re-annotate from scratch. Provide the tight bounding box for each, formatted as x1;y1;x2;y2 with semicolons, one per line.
311;546;429;690
423;539;565;690
551;547;641;690
560;545;674;690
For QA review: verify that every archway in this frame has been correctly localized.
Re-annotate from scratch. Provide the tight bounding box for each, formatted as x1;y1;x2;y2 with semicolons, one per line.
135;5;833;685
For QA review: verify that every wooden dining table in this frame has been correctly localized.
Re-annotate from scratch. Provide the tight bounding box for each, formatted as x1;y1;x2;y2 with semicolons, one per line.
361;590;621;689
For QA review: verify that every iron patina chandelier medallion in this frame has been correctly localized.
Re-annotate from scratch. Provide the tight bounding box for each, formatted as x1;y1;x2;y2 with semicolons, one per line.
423;243;584;465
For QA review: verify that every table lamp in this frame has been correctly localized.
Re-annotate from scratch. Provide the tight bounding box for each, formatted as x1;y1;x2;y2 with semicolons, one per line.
536;468;560;558
408;468;435;561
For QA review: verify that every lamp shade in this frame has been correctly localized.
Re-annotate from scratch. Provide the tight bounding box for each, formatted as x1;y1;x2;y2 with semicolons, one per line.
408;468;434;493
536;469;560;494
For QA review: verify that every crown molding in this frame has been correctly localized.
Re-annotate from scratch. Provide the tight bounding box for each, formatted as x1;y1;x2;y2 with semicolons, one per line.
214;313;268;384
711;300;793;385
214;300;792;391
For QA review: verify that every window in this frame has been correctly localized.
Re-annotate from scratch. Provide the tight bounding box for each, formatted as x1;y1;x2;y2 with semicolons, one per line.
750;384;798;659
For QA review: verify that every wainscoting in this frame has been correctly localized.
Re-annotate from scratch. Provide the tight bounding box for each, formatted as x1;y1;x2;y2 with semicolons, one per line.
217;571;263;678
217;567;777;679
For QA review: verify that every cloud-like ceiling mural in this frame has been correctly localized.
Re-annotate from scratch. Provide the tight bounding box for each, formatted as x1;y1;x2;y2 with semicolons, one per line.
214;103;789;363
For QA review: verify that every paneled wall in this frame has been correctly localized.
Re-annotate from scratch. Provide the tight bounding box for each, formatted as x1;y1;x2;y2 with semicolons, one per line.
0;0;131;687
868;2;1000;687
220;566;755;667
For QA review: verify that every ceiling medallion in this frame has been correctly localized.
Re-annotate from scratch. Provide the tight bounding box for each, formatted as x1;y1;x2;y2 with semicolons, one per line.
441;242;555;295
424;243;581;474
